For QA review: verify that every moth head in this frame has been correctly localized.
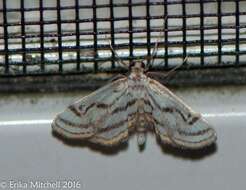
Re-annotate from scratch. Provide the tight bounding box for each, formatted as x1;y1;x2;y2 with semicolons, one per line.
129;61;145;70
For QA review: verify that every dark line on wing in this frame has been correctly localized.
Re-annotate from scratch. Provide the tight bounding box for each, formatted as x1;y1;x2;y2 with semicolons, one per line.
153;115;211;137
111;99;136;115
52;120;93;136
172;132;216;145
158;130;216;145
152;117;165;128
177;128;212;136
154;116;216;145
98;119;128;133
92;129;128;143
68;105;82;117
155;124;216;145
111;97;153;115
143;98;153;110
58;117;92;129
77;87;128;115
97;88;128;109
146;87;199;125
84;102;96;113
188;116;200;125
96;89;129;109
55;116;128;135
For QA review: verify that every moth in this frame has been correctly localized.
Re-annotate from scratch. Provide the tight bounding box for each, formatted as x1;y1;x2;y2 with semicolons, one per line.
52;61;217;149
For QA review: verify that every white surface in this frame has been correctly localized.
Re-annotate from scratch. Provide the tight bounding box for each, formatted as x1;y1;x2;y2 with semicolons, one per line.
0;85;246;190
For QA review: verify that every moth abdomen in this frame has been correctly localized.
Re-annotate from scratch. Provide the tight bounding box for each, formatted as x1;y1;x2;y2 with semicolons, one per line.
137;132;147;146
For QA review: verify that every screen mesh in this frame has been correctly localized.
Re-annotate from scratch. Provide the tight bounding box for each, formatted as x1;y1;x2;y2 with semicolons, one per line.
0;0;245;76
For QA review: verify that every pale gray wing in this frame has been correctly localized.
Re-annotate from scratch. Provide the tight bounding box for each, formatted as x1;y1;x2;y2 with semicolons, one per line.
146;78;217;149
52;77;131;146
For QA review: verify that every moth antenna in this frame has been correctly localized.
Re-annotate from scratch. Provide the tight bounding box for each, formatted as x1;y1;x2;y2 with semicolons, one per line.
145;31;161;72
145;16;168;72
106;35;129;68
164;56;189;78
146;56;189;79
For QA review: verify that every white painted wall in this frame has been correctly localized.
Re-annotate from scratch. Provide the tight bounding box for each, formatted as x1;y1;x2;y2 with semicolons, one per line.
0;85;246;190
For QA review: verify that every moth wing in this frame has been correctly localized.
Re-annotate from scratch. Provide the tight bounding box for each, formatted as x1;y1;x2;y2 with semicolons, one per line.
147;78;217;149
52;77;130;146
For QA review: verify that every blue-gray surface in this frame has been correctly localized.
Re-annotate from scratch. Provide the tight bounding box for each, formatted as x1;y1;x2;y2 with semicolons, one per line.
0;85;246;190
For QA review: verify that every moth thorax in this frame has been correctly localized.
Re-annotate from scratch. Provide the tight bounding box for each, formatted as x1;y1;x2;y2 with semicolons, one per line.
139;116;145;126
137;132;146;146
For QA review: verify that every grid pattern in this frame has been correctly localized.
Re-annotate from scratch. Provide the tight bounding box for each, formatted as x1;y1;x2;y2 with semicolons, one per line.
0;0;246;76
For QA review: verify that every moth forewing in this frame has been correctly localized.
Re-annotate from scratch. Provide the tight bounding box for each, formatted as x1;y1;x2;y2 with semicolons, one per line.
52;77;131;146
146;78;217;149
